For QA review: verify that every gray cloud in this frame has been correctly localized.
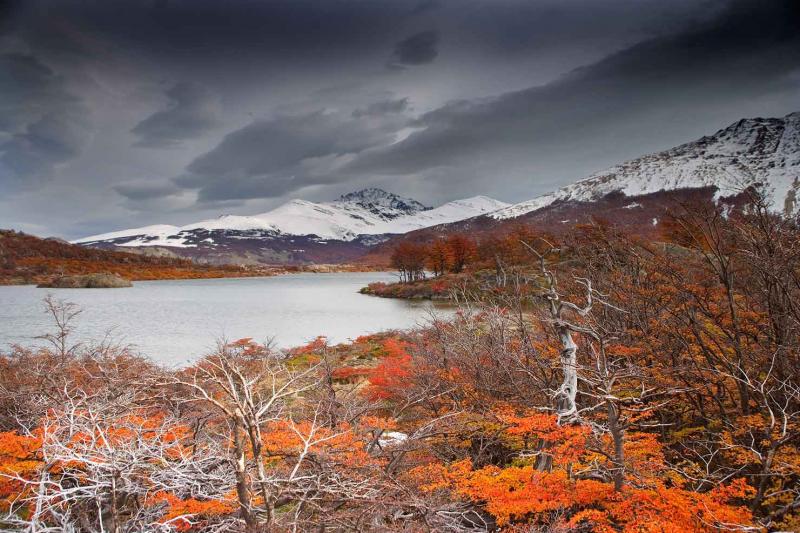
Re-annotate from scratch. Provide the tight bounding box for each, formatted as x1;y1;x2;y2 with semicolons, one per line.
352;98;410;118
0;53;91;189
131;82;221;148
174;110;408;202
389;30;439;67
347;0;800;197
0;0;797;239
410;0;440;16
114;180;181;201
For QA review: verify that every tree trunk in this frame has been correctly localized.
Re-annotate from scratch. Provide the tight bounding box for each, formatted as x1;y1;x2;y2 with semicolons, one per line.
556;326;578;424
232;423;259;532
246;420;274;528
607;402;625;492
109;471;121;533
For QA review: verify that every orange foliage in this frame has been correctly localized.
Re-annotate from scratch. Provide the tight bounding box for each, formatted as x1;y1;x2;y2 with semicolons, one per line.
418;456;755;531
261;420;379;470
412;410;756;531
0;431;42;509
365;338;413;401
149;491;236;531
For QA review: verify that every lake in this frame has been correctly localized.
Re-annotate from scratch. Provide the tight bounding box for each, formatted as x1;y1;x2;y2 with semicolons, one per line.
0;273;450;366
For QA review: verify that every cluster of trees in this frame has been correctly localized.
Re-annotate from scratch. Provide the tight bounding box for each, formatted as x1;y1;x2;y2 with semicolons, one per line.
389;226;581;285
390;234;478;282
1;192;799;531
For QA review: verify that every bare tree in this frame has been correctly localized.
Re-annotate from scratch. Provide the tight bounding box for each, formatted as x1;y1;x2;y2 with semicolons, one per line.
165;339;359;531
36;294;83;361
522;240;596;426
1;385;234;532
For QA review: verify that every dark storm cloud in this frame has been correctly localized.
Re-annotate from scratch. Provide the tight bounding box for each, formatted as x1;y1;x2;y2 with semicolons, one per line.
10;0;416;69
0;53;90;188
352;98;410;118
131;82;221;148
174;110;408;202
389;31;439;67
1;0;798;238
348;0;800;194
410;1;440;16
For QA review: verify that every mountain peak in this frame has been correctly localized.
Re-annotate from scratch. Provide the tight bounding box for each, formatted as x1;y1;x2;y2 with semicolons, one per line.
336;188;430;218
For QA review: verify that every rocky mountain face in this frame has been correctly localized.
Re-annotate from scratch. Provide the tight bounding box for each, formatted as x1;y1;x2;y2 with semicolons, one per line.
337;188;430;219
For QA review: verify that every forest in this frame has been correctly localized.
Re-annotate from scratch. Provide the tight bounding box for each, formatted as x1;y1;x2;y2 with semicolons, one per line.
1;192;798;532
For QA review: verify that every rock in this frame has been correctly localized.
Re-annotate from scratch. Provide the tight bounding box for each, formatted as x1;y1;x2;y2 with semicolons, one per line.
37;273;133;288
43;237;71;245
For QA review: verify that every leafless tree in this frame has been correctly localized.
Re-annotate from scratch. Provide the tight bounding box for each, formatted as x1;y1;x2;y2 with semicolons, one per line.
1;385;233;532
36;294;83;361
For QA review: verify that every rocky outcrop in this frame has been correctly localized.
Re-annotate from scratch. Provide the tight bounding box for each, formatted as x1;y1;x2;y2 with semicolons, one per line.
38;273;133;288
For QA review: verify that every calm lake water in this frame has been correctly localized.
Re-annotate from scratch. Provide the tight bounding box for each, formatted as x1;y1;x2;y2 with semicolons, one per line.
0;273;449;366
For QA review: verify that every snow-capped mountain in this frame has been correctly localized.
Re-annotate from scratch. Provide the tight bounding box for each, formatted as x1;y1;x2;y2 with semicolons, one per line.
491;111;800;220
337;188;429;219
74;189;508;251
74;112;799;265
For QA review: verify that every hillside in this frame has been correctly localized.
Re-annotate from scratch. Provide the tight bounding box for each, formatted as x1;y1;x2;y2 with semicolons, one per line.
3;202;796;531
0;230;273;285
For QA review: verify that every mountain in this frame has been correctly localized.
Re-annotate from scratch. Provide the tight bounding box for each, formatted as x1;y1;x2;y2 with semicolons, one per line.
337;188;429;218
76;111;799;266
491;111;800;220
74;189;508;265
358;111;800;265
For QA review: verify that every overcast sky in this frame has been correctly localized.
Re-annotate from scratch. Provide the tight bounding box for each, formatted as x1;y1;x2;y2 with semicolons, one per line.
0;0;798;239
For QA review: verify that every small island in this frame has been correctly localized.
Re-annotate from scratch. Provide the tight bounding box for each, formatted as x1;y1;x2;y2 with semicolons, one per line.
37;273;133;288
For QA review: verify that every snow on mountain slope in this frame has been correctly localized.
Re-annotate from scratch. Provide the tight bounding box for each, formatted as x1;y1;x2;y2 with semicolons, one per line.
73;190;508;247
252;194;508;238
71;224;184;248
251;199;386;240
393;196;508;231
492;111;800;220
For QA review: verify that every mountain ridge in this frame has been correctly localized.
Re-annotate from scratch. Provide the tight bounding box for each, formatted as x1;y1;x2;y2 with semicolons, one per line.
72;190;509;264
491;111;800;220
74;189;508;247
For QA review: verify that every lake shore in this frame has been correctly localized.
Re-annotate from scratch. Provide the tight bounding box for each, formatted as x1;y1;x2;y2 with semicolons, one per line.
0;261;384;287
0;272;448;364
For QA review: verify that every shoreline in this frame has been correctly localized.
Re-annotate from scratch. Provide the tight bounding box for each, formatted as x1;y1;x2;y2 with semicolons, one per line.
0;263;387;287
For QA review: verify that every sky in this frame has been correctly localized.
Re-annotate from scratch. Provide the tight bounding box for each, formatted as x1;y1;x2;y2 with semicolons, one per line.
0;0;798;239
